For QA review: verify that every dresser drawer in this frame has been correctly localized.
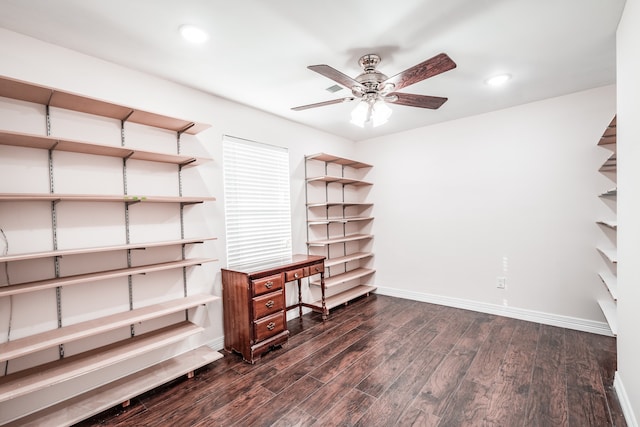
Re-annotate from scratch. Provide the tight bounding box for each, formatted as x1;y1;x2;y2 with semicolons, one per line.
253;290;285;319
252;274;283;296
308;262;324;275
285;268;306;282
254;311;286;342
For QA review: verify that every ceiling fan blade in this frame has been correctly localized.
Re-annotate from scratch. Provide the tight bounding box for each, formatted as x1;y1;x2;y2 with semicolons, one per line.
388;93;448;109
308;65;365;91
382;53;456;92
291;97;355;111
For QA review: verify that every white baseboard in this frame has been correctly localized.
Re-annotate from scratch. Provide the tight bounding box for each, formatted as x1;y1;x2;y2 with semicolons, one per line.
374;285;614;336
614;371;639;427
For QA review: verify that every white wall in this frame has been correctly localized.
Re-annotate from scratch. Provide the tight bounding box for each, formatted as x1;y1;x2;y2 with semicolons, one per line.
616;0;640;424
356;85;616;333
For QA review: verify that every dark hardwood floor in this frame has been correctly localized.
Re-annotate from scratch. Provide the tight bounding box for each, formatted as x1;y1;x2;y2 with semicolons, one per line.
77;295;626;427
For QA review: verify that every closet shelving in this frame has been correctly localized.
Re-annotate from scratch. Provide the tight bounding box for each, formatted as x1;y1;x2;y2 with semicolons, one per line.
0;75;220;424
596;115;618;335
304;153;376;316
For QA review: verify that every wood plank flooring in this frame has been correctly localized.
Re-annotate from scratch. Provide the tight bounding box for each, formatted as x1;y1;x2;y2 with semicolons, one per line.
76;295;626;427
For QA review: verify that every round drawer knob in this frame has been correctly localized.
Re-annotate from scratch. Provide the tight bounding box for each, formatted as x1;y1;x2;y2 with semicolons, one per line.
265;281;273;289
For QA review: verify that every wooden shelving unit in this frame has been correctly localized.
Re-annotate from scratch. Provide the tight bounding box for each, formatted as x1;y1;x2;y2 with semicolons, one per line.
304;153;376;316
596;115;617;336
0;75;221;424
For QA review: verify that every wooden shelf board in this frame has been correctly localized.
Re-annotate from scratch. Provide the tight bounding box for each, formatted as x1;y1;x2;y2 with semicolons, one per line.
0;75;210;135
598;271;618;301
0;236;216;263
307;234;373;246
0;258;217;298
309;285;377;310
307;216;373;225
0;193;215;203
311;267;375;288
305;153;372;169
597;247;618;264
598;299;618;336
596;220;617;230
306;176;372;186
0;294;217;362
0;321;203;403
324;252;373;268
5;346;222;427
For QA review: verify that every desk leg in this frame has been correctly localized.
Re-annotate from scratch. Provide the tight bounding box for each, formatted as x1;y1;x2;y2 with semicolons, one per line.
297;278;303;320
320;272;327;321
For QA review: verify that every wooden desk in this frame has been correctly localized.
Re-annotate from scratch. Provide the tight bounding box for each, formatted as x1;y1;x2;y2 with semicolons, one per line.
221;254;325;363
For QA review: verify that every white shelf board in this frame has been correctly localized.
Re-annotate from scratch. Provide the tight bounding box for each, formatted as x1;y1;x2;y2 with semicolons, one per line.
307;234;373;246
597;247;618;264
0;294;217;362
309;285;376;310
599;188;617;197
324;252;374;268
6;346;222;427
0;237;216;263
307;216;373;226
0;321;203;403
596;220;617;230
598;299;618;336
0;258;218;298
310;267;375;288
598;272;618;301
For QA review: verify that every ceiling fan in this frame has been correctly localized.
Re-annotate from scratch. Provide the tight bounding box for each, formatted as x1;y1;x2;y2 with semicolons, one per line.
292;52;457;126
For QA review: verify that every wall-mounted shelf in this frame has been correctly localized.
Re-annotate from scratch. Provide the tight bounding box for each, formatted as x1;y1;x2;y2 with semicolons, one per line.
307;216;374;226
307;202;374;209
0;130;211;166
598;299;618;335
0;236;216;263
307;233;374;246
0;321;204;403
0;294;217;362
599;188;617;197
306;176;372;186
595;115;617;337
304;153;376;317
323;252;374;268
6;346;221;427
0;76;210;135
0;193;215;204
598;271;618;301
597;220;617;230
0;258;217;298
0;75;220;424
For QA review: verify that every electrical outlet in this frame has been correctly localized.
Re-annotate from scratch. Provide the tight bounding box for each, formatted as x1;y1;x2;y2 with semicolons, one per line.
497;276;507;289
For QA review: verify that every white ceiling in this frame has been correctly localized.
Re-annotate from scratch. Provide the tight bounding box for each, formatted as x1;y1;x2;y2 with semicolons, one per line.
0;0;626;141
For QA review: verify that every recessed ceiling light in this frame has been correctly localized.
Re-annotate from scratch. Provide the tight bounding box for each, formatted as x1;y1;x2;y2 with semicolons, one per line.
485;74;511;87
179;24;209;44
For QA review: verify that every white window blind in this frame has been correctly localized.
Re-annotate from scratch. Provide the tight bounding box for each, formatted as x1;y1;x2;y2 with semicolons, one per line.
222;135;292;268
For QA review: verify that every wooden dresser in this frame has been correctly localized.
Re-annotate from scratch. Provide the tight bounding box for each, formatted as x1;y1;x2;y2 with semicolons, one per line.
221;254;325;363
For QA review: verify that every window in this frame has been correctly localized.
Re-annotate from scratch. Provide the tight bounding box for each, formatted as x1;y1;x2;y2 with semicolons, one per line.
222;135;292;268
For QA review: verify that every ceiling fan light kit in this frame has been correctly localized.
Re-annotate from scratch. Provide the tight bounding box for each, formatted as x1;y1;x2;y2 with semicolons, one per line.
292;52;457;127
